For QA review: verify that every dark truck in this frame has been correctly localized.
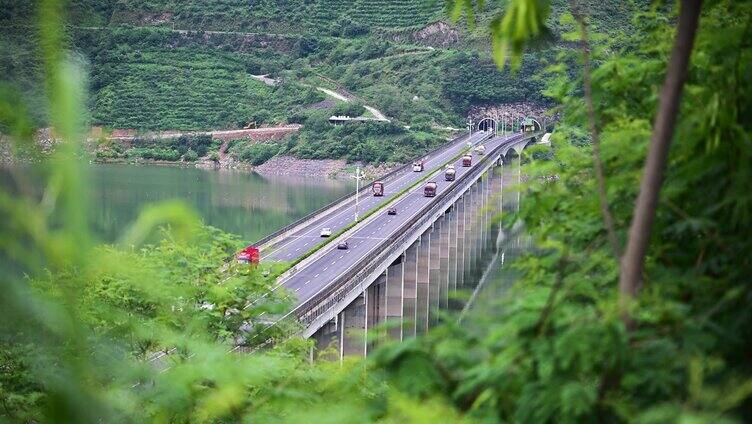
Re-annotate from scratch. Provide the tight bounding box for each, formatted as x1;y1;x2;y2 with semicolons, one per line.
424;181;438;197
445;165;456;181
372;181;384;196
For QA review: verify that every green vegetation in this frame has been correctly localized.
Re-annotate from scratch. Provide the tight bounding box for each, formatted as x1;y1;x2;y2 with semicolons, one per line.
289;109;445;164
3;0;751;423
0;0;644;166
75;27;325;130
229;139;284;165
96;133;215;161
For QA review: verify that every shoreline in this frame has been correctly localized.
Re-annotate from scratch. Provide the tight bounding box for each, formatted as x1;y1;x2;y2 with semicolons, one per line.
88;155;399;180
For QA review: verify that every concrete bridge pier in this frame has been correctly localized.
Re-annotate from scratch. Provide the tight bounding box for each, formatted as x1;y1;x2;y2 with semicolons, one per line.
447;205;459;297
465;183;479;286
402;242;418;338
439;212;451;309
311;317;339;361
455;194;467;290
428;221;441;324
366;273;386;351
477;175;487;269
339;292;367;358
486;169;496;253
385;256;404;341
462;192;475;290
474;180;485;280
416;229;431;334
479;173;487;259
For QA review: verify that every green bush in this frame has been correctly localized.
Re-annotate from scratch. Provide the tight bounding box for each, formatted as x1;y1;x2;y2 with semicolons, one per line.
332;102;366;117
231;142;282;165
127;147;181;161
291;111;443;164
183;148;198;161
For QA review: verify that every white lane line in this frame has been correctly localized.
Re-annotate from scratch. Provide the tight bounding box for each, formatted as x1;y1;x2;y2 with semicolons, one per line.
263;138;476;255
268;134;493;261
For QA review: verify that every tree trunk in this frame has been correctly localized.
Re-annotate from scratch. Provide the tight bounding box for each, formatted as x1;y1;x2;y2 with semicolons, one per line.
574;12;622;259
619;0;703;316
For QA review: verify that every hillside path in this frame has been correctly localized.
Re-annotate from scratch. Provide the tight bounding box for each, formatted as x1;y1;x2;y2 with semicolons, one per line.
315;88;389;122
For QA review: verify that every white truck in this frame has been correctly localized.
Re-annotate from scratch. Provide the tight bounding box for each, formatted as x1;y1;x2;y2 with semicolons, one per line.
445;165;456;181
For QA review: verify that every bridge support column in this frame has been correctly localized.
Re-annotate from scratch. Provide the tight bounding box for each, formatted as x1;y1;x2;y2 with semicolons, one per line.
402;242;418;338
479;173;487;258
416;229;431;334
340;292;367;359
312;318;339;361
479;174;488;266
385;257;404;341
439;213;450;309
447;204;459;308
429;222;441;324
366;272;386;351
464;185;477;287
455;195;467;290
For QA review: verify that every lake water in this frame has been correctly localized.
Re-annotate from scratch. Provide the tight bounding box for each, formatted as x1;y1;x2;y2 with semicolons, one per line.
87;164;355;242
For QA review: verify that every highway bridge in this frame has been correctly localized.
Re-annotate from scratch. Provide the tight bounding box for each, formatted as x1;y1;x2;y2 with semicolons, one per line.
239;128;545;359
146;125;545;369
258;130;493;263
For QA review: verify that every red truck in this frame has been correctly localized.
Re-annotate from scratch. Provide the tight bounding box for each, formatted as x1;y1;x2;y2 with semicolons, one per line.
424;181;438;197
373;181;384;196
462;154;472;167
236;245;260;264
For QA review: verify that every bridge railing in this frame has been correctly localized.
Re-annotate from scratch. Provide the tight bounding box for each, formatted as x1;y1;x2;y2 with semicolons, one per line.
290;134;527;328
254;131;483;249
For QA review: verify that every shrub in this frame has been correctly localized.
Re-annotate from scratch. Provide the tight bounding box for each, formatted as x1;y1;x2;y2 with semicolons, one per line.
183;148;198;162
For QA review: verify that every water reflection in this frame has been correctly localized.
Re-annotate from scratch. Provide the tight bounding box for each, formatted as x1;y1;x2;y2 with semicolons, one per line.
87;164;355;242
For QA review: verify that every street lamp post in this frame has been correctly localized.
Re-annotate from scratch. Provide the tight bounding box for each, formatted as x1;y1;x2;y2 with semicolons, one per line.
353;167;363;221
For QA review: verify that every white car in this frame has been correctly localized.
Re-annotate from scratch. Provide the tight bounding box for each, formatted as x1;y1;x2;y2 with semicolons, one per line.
320;227;332;237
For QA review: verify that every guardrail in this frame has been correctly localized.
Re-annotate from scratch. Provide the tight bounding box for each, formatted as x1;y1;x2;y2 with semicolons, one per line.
289;133;528;328
253;131;483;248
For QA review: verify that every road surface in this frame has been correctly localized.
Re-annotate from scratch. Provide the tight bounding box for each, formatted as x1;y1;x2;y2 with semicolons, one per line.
263;131;492;262
278;133;522;307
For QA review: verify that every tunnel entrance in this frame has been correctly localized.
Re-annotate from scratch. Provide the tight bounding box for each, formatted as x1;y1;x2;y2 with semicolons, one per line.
477;117;497;133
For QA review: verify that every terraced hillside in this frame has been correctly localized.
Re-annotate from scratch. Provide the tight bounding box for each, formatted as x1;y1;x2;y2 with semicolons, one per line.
351;0;444;29
71;0;446;33
2;0;644;149
74;27;323;130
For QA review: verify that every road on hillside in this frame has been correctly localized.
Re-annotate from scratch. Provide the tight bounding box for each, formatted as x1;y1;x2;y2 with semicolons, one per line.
263;131;492;262
279;133;523;307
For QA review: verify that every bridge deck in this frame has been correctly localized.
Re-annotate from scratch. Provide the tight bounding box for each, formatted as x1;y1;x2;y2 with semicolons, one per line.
279;133;529;310
262;131;492;262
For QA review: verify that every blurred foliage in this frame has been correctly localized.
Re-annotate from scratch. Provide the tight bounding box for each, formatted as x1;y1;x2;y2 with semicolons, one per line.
2;0;751;423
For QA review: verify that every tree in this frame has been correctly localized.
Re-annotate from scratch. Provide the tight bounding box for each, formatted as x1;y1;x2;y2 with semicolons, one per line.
618;0;703;318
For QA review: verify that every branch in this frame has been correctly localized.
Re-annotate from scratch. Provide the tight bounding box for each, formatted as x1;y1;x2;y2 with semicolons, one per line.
572;10;622;260
618;0;703;323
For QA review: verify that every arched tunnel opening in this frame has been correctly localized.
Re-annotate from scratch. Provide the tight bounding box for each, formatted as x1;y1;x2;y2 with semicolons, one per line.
477;118;497;133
